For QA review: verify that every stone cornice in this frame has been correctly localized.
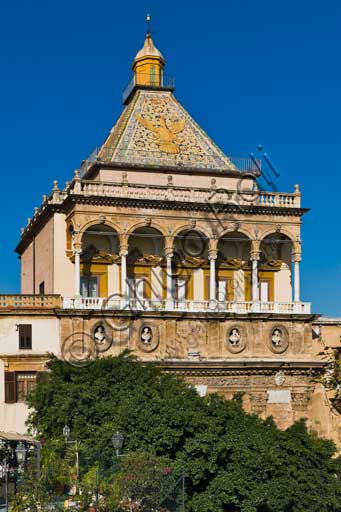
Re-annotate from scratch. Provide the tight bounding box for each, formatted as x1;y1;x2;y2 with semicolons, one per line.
157;359;326;376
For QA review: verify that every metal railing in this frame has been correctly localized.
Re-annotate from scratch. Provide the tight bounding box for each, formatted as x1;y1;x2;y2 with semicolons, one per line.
123;74;175;103
80;146;261;174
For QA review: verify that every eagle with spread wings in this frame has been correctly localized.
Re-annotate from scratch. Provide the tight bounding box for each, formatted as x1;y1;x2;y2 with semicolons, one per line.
136;114;186;154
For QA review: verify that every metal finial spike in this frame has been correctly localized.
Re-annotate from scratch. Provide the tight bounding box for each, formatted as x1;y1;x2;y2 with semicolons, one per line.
146;13;151;34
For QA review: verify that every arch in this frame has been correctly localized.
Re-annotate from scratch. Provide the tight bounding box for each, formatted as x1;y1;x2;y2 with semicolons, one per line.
81;224;120;257
128;226;165;258
66;222;74;252
260;232;293;267
217;226;253;241
217;231;251;263
259;228;295;244
79;219;122;238
171;223;212;240
126;220;168;238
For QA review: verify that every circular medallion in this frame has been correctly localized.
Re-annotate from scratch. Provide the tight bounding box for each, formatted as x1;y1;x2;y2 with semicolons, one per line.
269;326;289;354
92;323;113;353
226;325;247;353
139;324;159;353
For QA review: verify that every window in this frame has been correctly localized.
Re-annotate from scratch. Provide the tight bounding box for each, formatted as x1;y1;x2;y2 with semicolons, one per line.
150;65;157;86
5;372;37;403
18;324;32;350
80;276;99;297
39;281;45;295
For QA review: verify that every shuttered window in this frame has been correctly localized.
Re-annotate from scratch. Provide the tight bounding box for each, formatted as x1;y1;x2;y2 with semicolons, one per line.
4;372;37;403
5;372;16;403
18;324;32;350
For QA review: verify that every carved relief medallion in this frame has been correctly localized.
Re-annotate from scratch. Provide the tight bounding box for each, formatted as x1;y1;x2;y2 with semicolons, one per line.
226;325;247;353
139;324;159;353
269;326;289;354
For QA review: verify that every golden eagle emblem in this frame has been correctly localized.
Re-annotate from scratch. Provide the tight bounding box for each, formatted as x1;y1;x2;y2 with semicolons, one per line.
136;114;186;154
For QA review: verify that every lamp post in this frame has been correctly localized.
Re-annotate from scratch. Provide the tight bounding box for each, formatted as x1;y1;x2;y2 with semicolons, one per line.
0;441;27;512
63;425;80;496
93;432;125;512
111;431;124;458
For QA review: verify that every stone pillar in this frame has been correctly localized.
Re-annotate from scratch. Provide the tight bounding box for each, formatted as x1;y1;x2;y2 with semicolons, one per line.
120;250;128;300
293;253;301;302
74;245;82;298
208;250;218;302
165;249;173;302
250;251;260;302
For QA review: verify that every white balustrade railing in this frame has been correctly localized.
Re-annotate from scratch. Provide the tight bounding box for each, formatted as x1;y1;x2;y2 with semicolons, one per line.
74;181;301;209
62;298;311;314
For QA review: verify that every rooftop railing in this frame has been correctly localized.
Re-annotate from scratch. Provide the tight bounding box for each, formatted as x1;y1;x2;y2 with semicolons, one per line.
123;73;175;103
80;147;261;175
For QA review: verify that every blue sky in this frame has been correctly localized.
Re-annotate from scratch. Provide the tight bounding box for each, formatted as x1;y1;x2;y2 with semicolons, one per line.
1;0;340;315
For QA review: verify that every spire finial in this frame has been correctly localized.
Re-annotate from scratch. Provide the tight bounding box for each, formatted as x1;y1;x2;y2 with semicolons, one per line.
146;13;151;35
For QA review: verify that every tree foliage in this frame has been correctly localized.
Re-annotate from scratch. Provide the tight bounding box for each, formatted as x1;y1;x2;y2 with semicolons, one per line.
25;353;341;511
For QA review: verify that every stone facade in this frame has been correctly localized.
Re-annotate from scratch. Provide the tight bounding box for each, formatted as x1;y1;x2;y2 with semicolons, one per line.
0;30;340;444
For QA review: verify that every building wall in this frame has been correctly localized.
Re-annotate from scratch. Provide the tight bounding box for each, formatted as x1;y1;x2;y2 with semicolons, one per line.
21;241;34;294
53;213;74;296
0;316;60;355
34;217;54;294
0;316;60;434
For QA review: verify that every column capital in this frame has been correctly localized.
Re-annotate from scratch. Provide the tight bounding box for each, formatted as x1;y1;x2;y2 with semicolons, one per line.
250;251;260;261
208;249;218;261
164;248;174;259
292;253;302;263
73;243;82;254
120;249;128;257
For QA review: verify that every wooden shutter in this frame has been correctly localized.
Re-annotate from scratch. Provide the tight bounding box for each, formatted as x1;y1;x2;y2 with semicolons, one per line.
19;324;32;350
5;372;17;403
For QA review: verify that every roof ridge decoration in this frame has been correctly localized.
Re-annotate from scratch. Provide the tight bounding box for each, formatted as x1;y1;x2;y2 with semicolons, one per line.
98;90;238;172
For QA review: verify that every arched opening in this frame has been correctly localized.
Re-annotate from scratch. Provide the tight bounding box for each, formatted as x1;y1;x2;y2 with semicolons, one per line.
173;230;209;301
66;224;74;252
80;225;119;297
217;232;251;302
258;233;293;302
127;227;165;301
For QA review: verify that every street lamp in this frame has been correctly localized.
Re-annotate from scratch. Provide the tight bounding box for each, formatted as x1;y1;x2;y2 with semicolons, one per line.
63;424;71;440
111;431;124;457
15;442;27;466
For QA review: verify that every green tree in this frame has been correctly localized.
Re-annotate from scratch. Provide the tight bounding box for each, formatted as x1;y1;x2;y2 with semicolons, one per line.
25;353;341;511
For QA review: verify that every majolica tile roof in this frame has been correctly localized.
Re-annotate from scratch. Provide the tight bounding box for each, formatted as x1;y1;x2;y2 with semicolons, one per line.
97;90;238;172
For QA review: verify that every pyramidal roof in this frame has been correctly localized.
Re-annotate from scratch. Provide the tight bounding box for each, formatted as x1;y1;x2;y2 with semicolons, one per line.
92;31;238;174
97;89;238;173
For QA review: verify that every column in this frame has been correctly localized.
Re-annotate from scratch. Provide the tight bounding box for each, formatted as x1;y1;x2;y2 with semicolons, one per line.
208;250;217;302
120;250;128;300
74;247;81;297
250;253;260;303
293;254;301;302
165;250;173;302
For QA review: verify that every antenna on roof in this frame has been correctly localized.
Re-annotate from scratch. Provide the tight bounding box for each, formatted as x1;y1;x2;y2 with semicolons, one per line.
146;13;151;35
